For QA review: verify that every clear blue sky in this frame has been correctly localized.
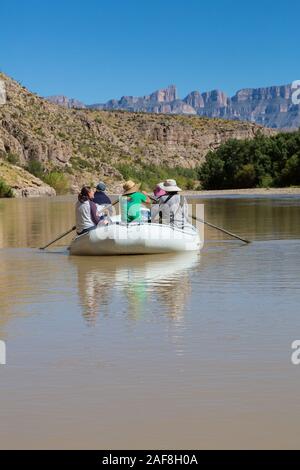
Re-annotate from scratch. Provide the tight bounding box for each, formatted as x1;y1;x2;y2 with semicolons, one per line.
1;0;299;103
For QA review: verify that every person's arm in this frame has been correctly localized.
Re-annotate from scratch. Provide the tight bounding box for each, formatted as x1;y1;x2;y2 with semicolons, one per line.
89;201;101;225
141;191;151;205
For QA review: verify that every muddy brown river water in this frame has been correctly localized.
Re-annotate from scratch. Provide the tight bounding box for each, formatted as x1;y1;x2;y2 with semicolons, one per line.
0;195;300;449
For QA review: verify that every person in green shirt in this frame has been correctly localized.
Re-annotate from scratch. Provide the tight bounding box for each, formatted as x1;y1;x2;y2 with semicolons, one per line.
121;180;151;223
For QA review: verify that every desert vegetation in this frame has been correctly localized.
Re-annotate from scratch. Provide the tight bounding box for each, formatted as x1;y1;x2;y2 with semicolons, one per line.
198;130;300;189
0;178;14;198
117;163;198;190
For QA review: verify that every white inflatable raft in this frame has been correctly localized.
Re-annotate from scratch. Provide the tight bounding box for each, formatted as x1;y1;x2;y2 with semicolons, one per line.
69;222;202;256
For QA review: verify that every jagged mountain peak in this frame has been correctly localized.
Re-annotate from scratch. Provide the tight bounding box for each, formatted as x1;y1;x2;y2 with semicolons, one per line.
47;82;300;129
47;95;86;109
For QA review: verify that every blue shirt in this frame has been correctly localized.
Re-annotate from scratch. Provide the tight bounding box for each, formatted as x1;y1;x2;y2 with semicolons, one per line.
93;191;111;205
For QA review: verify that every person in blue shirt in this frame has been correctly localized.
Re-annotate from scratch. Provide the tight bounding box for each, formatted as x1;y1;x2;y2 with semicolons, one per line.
92;181;113;221
93;182;111;205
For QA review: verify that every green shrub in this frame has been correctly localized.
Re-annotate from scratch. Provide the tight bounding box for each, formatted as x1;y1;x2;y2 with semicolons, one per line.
26;159;44;178
234;163;256;188
43;172;69;194
280;154;300;186
57;131;67;139
198;130;300;189
6;152;20;165
116;163;198;191
259;175;274;188
70;156;93;170
196;152;225;190
0;179;14;198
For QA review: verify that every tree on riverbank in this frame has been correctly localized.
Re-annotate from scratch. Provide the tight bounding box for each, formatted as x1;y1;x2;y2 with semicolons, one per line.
198;130;300;189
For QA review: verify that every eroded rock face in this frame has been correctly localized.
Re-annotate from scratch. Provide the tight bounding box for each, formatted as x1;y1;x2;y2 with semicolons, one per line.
232;86;292;102
0;129;25;163
0;160;56;197
47;95;86;109
183;91;204;109
196;85;300;128
201;90;229;107
140;119;273;162
51;83;300;129
150;85;177;103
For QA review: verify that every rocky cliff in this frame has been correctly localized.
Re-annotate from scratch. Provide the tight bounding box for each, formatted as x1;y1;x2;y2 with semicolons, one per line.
0;160;55;197
47;95;86;109
0;73;274;196
48;83;300;129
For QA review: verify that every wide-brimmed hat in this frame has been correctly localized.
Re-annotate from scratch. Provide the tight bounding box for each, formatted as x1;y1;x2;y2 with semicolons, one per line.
96;181;106;191
160;179;182;192
153;182;166;198
122;180;141;195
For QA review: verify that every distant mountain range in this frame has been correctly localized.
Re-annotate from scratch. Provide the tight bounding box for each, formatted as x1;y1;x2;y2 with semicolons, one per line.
47;83;300;129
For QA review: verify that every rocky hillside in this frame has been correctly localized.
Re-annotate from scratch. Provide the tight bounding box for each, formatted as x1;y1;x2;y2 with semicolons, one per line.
48;83;300;129
0;160;55;197
0;73;274;196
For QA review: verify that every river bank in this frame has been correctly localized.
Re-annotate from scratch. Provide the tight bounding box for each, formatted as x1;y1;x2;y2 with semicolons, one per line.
184;187;300;196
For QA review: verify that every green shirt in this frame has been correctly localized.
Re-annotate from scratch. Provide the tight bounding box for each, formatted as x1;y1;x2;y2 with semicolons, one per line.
122;192;147;222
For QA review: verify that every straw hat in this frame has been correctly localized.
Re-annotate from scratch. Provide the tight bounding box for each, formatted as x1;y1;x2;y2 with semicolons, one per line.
160;179;182;192
122;180;141;195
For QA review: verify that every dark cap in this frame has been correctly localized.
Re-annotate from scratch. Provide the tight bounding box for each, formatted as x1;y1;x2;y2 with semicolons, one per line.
96;182;106;191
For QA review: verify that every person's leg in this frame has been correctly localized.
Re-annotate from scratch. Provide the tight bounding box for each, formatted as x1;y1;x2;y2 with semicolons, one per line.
77;226;96;236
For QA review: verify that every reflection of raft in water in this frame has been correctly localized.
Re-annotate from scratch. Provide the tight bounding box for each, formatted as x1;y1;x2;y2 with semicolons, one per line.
71;251;200;285
69;222;203;256
70;251;200;323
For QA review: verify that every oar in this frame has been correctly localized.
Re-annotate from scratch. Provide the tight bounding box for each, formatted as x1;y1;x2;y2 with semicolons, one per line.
191;215;251;244
39;226;76;250
39;198;120;250
149;193;250;243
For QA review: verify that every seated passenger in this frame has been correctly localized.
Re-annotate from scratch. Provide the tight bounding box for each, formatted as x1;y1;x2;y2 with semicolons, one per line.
93;181;111;206
158;179;189;228
153;183;166;201
76;186;103;235
151;183;166;222
93;181;112;220
121;180;151;223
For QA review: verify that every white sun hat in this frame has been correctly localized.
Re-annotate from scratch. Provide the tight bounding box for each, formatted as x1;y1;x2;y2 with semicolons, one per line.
161;179;182;192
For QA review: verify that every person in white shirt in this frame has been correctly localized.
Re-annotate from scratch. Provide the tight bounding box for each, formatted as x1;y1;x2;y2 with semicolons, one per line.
75;186;102;235
158;179;189;228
